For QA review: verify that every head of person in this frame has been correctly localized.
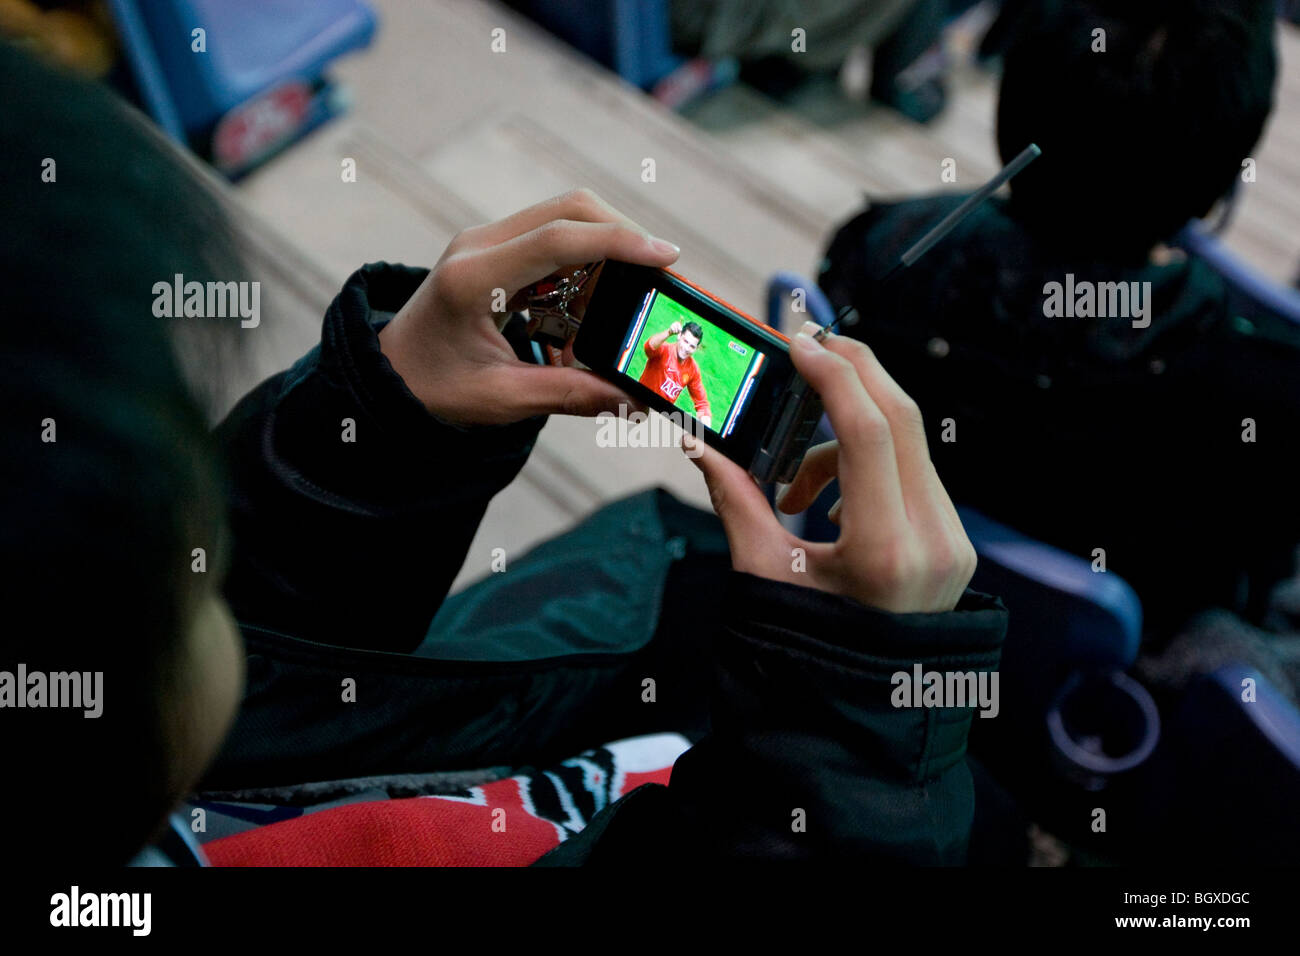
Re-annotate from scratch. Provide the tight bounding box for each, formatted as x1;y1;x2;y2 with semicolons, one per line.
677;321;703;360
1;42;247;864
996;0;1277;263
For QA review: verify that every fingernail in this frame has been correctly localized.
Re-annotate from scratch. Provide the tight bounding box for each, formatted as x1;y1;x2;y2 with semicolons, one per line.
800;321;824;338
649;237;680;256
793;332;824;351
681;432;697;451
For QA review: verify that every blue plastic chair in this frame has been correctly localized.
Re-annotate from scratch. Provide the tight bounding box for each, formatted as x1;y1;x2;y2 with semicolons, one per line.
1180;665;1300;775
955;508;1160;792
508;0;682;89
1172;219;1300;326
1146;665;1300;863
958;507;1143;674
107;0;377;174
767;270;840;330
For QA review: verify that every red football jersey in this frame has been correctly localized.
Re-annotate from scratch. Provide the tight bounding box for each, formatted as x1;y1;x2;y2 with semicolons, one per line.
639;340;711;418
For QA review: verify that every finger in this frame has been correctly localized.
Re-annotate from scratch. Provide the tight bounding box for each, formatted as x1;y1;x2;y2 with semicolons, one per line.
812;326;974;606
450;220;679;310
453;188;646;251
788;330;908;545
682;436;788;564
817;329;958;533
503;364;633;418
819;331;930;471
774;440;840;515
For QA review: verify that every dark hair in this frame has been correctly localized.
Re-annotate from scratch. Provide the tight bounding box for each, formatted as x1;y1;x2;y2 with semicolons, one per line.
681;321;704;342
996;0;1277;260
0;42;241;863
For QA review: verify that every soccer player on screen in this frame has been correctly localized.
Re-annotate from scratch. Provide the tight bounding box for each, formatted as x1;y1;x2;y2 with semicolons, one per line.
639;319;712;426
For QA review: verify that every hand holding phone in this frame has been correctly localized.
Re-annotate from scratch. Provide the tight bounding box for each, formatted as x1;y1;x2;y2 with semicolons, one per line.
683;324;976;615
377;189;679;426
572;260;823;482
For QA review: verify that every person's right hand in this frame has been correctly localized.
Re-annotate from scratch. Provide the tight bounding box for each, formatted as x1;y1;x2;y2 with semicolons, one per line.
682;322;976;614
378;188;679;426
669;321;684;336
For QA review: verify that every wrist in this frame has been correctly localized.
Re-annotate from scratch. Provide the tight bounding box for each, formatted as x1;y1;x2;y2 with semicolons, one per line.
377;315;442;419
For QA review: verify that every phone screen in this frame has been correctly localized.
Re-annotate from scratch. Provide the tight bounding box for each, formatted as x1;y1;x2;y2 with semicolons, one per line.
614;287;770;437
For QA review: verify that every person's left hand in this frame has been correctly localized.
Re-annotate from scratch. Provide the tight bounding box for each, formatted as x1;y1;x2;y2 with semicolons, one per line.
682;323;976;615
378;189;680;426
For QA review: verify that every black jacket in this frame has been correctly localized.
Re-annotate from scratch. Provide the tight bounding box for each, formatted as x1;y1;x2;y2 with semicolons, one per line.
204;262;1007;864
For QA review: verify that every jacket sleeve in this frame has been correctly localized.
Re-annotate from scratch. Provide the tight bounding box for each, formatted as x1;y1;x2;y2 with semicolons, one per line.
214;262;546;653
536;572;1007;864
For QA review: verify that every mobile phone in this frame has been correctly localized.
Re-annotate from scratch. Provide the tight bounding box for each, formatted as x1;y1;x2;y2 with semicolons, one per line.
572;259;823;483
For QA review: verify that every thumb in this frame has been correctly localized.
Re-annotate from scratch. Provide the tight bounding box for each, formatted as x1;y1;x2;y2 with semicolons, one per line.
682;434;785;560
512;364;631;418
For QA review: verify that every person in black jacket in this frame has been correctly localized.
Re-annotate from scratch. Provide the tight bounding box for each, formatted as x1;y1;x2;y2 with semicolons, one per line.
818;0;1298;652
204;245;1005;864
1;40;1005;866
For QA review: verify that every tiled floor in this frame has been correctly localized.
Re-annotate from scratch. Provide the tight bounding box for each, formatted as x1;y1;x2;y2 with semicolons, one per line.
224;0;1300;593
